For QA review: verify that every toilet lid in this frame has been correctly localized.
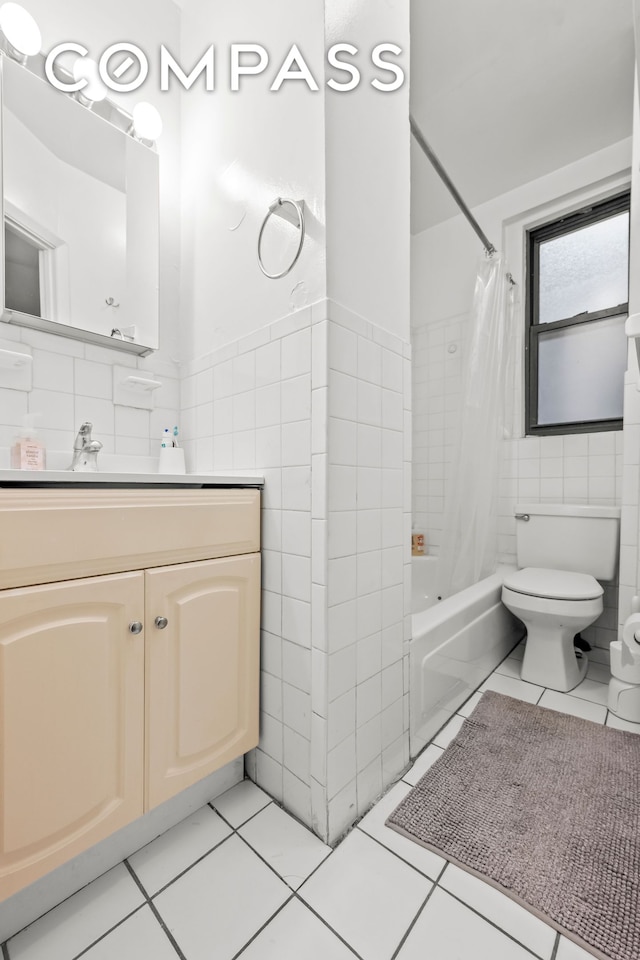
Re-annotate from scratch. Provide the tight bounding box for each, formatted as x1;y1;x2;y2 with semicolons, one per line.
503;567;603;601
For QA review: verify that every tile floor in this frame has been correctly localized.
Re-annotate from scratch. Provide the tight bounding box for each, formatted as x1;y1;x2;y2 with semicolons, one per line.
4;641;639;960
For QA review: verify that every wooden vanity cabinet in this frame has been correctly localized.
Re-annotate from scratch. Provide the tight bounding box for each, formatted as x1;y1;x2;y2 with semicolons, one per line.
145;554;260;809
0;487;261;901
0;572;145;900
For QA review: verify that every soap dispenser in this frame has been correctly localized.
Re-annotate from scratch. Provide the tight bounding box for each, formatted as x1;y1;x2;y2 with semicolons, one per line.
11;415;46;471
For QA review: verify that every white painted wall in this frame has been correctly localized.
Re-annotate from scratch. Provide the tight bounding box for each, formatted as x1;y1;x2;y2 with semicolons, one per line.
324;0;410;341
179;0;327;360
412;138;632;334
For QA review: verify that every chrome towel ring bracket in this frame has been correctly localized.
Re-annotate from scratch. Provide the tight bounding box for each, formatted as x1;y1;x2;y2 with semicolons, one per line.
257;197;306;279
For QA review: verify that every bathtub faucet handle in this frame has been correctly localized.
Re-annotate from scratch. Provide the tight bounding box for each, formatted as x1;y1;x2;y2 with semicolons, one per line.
515;513;530;522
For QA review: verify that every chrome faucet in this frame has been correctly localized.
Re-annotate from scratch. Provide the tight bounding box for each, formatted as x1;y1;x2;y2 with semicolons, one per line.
69;422;103;472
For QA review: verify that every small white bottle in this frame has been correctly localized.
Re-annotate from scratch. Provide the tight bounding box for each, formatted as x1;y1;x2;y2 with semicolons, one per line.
158;427;186;475
11;415;46;471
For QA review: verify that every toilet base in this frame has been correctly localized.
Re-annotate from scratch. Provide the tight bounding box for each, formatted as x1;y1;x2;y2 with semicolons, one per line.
520;624;588;692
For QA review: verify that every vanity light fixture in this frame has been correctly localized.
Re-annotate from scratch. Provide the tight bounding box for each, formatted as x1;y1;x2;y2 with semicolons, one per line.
130;101;163;145
0;2;41;63
72;56;107;106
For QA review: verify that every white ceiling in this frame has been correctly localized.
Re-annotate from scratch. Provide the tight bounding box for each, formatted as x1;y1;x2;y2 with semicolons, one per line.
410;0;636;234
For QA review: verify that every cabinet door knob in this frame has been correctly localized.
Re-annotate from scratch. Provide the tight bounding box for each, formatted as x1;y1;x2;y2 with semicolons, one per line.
129;621;143;635
155;617;168;630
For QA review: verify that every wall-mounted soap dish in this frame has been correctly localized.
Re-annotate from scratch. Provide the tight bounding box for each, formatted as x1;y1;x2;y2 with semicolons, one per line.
120;375;163;392
113;366;163;410
0;348;32;368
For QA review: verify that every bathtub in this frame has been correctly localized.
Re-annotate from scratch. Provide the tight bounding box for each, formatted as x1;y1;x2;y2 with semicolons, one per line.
410;555;523;757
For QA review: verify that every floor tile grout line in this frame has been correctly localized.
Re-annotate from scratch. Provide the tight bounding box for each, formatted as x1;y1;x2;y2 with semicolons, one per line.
145;899;190;960
435;859;449;884
229;895;296;960
434;883;551;960
143;831;236;900
389;885;437;960
1;866;125;952
70;904;147;960
234;828;334;894
550;932;561;959
123;860;187;960
289;893;366;960
209;796;274;832
1;942;9;960
207;799;233;827
354;824;444;886
291;845;335;889
197;834;364;960
401;744;444;785
123;857;152;901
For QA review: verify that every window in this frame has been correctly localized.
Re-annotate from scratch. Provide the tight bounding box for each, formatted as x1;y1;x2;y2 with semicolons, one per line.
525;192;630;435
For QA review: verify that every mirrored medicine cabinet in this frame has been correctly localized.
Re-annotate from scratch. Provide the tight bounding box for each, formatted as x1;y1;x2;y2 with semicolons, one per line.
0;54;159;356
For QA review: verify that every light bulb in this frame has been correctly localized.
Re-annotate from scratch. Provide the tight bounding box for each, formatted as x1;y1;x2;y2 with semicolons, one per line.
0;3;41;58
72;56;107;103
131;102;163;142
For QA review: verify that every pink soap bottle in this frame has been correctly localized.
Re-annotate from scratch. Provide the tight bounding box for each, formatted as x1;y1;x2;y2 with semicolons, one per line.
11;415;46;471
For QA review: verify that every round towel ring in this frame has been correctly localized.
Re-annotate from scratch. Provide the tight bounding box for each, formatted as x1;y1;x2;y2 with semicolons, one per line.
257;197;306;280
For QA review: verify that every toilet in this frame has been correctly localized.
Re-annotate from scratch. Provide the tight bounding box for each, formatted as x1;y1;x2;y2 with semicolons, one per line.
501;503;620;692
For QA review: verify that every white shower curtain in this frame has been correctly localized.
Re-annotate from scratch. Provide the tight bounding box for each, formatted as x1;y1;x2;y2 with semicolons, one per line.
436;253;518;598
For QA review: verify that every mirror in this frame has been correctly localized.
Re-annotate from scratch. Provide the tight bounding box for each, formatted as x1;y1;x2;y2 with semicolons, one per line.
0;55;159;355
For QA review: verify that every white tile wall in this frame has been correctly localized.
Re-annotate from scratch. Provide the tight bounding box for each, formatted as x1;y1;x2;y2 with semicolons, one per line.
323;304;412;840
0;327;179;464
186;300;411;844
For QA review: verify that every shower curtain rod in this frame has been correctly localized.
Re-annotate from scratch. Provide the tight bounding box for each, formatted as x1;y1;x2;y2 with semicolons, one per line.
410;113;497;257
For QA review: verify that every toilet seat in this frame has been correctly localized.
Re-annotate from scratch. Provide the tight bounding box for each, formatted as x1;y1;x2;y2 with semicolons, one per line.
502;567;603;602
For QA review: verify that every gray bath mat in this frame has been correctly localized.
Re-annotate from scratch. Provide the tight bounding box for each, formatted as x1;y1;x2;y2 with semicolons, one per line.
386;691;640;960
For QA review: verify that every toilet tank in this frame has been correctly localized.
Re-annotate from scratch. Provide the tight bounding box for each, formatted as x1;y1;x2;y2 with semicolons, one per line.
514;503;620;580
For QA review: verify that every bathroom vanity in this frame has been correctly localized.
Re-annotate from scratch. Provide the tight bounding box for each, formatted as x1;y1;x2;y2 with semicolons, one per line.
0;477;262;900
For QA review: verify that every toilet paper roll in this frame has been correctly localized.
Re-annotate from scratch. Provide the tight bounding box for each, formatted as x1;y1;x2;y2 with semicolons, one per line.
611;638;640;683
622;613;640;650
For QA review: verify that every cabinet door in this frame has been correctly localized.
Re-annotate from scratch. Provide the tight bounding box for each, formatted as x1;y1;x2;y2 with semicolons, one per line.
145;554;260;809
0;573;145;900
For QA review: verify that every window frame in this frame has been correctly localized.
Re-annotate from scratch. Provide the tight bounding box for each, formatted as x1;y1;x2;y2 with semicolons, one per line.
525;190;630;437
